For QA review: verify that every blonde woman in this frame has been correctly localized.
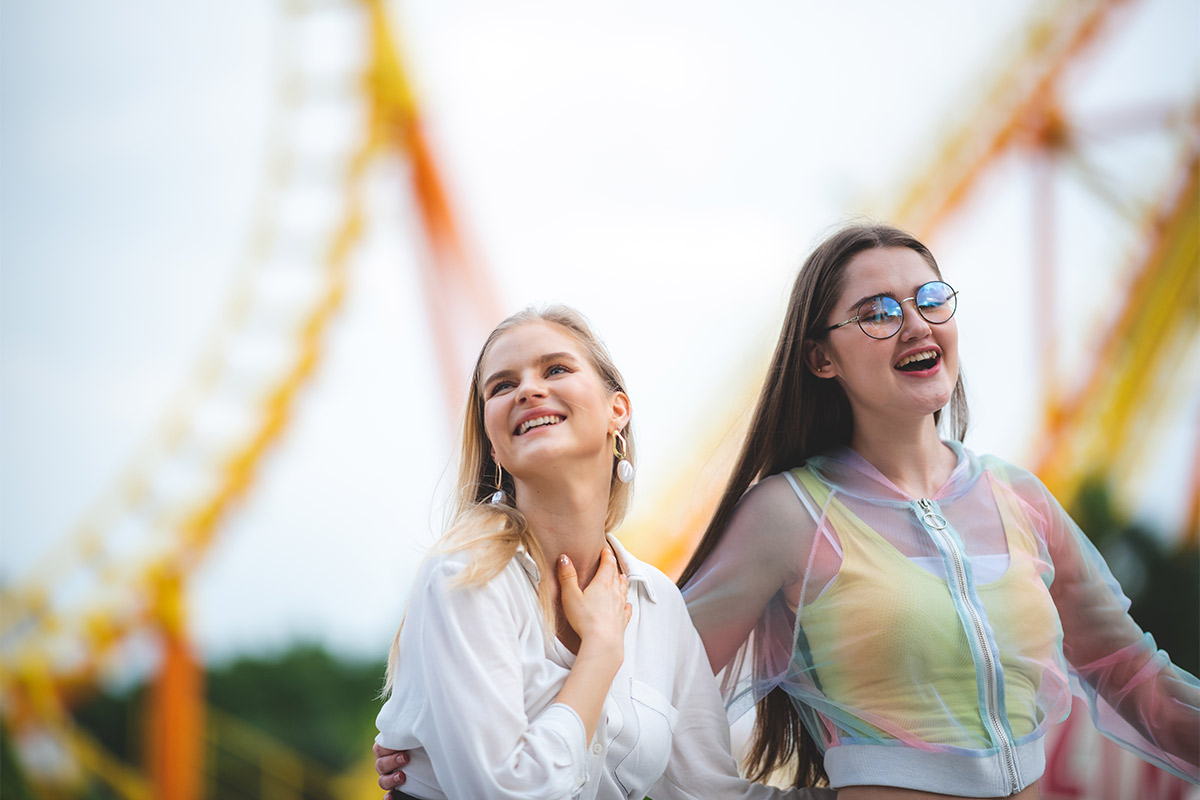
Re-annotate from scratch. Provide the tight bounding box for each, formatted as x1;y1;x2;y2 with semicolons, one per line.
374;306;833;799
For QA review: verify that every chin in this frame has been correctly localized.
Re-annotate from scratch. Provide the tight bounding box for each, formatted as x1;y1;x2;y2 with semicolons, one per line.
911;389;955;418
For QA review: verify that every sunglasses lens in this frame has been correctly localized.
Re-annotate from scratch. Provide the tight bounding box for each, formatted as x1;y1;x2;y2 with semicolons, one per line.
858;296;903;338
916;282;957;324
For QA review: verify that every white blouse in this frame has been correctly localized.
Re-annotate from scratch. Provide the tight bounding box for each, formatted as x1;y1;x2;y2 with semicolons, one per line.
375;536;832;800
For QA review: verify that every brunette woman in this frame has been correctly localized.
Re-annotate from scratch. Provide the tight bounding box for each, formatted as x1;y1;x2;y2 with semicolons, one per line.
678;223;1198;797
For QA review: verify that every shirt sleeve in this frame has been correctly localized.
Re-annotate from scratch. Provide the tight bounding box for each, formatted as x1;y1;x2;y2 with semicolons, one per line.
380;554;590;799
1011;467;1200;783
649;591;836;800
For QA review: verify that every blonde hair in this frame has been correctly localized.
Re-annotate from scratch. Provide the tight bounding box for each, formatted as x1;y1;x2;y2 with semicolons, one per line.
383;305;635;694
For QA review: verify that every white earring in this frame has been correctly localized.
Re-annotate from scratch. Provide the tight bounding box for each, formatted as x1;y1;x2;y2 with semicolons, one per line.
612;430;634;484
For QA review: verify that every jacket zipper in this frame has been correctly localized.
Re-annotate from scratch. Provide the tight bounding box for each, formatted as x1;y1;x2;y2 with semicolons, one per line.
917;498;1020;795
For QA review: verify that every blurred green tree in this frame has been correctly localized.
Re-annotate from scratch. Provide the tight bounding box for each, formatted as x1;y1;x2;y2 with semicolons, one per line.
0;723;40;800
205;643;384;770
62;644;385;798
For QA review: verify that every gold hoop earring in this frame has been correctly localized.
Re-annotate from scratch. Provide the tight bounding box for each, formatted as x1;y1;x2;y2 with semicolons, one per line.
490;462;506;505
612;430;634;484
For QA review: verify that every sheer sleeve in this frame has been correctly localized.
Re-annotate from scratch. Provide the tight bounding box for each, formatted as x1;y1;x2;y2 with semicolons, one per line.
682;473;822;720
642;575;834;800
1007;465;1200;782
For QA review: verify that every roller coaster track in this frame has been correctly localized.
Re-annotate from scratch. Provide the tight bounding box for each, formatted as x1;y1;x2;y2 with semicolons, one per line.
1;0;1195;795
1;0;497;795
619;0;1200;572
1032;146;1200;529
886;0;1140;240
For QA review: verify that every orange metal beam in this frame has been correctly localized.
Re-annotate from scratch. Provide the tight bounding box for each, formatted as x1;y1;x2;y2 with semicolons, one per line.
1032;150;1200;504
145;574;204;800
365;0;504;410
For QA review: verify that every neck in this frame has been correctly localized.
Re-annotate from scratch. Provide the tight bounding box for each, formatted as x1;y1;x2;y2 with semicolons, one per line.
513;463;612;592
849;413;956;499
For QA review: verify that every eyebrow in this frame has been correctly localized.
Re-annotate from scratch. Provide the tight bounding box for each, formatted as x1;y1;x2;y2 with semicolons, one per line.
844;285;930;312
482;351;581;388
845;292;887;312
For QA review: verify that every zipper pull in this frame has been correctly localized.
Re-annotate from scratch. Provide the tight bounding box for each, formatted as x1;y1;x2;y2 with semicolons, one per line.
917;498;948;530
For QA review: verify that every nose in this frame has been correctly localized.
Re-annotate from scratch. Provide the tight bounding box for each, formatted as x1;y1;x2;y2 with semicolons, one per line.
515;371;547;404
898;296;932;340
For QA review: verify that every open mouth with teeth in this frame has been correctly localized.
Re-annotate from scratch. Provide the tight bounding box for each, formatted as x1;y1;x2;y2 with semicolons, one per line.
895;350;940;372
515;415;565;435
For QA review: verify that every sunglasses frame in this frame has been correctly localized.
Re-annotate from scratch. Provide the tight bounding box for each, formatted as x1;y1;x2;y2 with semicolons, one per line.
825;281;958;340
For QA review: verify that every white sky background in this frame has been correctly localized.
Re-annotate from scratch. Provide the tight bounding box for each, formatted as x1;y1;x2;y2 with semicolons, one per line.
2;0;1197;665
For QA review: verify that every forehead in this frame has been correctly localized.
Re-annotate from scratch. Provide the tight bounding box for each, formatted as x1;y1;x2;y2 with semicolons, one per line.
839;247;939;299
482;320;584;371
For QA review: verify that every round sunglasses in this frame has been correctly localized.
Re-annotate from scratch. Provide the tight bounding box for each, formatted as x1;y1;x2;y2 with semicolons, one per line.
825;280;958;339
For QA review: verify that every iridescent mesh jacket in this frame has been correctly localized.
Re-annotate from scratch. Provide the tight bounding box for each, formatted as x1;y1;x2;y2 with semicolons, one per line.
682;442;1199;796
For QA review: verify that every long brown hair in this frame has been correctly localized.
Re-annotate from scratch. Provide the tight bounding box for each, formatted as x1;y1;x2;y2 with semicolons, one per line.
384;305;635;694
677;222;968;785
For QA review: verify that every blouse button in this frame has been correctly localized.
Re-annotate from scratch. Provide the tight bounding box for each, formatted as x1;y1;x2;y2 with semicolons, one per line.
591;743;603;754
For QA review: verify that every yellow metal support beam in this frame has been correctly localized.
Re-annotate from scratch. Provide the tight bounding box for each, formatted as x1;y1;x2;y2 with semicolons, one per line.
1033;153;1200;507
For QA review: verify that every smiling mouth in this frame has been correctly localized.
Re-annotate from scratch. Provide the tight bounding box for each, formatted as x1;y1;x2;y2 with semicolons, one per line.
895;350;940;372
515;415;565;435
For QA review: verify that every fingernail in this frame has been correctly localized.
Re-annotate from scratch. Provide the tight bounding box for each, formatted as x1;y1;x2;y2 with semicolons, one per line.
559;554;569;567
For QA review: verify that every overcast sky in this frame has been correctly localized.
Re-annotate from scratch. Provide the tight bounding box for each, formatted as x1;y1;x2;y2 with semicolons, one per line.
2;0;1197;667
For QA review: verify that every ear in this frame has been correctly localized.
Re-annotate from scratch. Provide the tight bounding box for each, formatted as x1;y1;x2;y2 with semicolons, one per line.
804;339;837;379
609;390;632;432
